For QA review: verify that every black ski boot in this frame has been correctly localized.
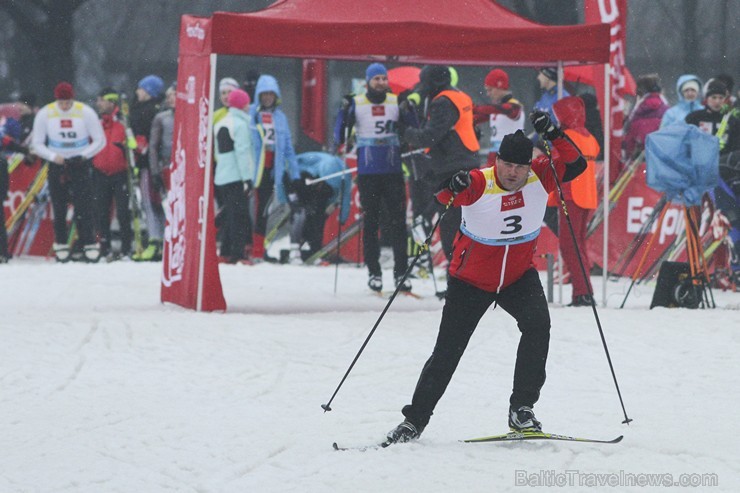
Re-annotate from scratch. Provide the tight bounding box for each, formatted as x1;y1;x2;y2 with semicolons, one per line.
368;275;383;292
508;406;542;432
385;420;422;444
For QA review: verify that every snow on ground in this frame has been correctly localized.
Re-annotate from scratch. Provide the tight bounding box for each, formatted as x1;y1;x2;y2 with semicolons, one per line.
1;257;739;492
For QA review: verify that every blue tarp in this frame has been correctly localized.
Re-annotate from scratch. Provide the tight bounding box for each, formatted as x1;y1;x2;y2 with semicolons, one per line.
645;123;719;205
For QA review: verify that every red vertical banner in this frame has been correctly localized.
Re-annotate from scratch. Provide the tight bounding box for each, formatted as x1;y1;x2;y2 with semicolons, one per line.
161;16;226;312
300;59;327;144
585;0;628;179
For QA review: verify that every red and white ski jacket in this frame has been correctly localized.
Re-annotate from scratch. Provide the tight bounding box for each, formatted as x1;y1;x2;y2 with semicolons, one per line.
92;112;128;176
436;136;585;292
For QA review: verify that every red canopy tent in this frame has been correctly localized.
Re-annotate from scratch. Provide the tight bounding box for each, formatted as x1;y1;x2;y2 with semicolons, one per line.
164;1;612;311
210;0;608;65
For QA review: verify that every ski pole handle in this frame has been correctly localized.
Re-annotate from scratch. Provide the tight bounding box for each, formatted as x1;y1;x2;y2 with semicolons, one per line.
304;167;357;185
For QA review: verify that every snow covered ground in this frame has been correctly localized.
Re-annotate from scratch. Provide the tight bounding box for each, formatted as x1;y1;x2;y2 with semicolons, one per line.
1;257;739;492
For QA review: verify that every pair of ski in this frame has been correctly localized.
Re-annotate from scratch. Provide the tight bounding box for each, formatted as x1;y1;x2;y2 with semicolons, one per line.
333;430;623;451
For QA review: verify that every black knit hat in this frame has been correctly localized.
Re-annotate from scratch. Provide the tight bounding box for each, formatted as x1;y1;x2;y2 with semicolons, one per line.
498;130;533;165
540;67;557;82
420;65;451;91
98;87;119;102
704;80;728;98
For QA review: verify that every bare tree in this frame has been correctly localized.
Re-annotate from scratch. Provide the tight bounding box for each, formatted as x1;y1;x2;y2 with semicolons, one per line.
0;0;91;96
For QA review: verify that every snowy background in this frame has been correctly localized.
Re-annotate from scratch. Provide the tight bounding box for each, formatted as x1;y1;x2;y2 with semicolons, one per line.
1;258;739;492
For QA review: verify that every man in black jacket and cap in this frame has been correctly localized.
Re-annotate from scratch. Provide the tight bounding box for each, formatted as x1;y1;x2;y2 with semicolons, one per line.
403;65;481;261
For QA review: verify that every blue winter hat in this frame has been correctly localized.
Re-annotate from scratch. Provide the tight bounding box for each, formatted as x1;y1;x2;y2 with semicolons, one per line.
138;75;165;99
366;63;387;82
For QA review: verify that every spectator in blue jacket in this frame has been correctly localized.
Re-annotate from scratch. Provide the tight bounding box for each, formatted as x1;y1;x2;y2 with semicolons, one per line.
249;75;299;261
534;67;570;122
287;152;353;262
661;74;704;128
335;63;413;293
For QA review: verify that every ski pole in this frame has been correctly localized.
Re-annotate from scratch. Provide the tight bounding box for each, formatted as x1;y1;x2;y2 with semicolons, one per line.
400;148;427;159
304;167;357;185
542;138;633;425
321;197;453;412
333;174;346;295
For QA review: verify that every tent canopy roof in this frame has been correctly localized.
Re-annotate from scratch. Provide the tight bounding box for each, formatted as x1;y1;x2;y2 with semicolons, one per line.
211;0;609;66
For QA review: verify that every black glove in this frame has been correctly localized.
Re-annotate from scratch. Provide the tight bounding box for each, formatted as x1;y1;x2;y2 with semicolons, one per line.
530;111;562;140
287;192;301;212
64;155;86;167
449;171;471;195
290;178;304;196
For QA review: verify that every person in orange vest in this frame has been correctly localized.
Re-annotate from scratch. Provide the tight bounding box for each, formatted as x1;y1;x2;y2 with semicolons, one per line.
403;65;480;262
551;96;600;306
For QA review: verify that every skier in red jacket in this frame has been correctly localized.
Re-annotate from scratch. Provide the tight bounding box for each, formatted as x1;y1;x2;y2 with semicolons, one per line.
92;88;132;259
386;111;587;444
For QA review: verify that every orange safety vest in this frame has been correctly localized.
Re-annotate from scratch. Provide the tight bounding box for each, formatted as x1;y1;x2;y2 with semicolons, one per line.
566;129;600;209
434;90;480;152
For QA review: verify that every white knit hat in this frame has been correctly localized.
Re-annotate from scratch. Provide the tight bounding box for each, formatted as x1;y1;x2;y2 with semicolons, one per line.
218;77;240;92
680;80;701;94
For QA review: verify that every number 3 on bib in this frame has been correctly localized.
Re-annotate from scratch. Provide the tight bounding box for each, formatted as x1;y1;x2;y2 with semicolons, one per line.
501;215;523;234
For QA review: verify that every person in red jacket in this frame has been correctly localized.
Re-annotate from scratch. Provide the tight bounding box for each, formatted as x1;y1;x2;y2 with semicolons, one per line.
92;88;132;259
385;112;586;445
552;96;600;306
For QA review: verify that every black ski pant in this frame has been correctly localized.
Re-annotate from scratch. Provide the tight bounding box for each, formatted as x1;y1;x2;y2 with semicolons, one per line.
357;172;408;278
401;268;551;430
216;181;249;259
290;181;333;256
48;160;95;245
92;169;132;255
252;172;274;238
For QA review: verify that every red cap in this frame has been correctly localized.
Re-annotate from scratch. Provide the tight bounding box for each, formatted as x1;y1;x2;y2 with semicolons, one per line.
485;69;509;90
54;82;74;100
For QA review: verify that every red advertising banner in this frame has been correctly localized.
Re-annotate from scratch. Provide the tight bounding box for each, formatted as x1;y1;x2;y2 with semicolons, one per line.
588;165;684;276
584;0;628;180
3;161;54;257
300;59;327;144
161;16;226;312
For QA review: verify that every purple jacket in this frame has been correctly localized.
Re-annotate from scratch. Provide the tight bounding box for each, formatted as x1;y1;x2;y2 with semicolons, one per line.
624;92;668;158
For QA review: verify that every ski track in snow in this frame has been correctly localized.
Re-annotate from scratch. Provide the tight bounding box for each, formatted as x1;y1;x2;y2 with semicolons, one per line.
0;259;739;492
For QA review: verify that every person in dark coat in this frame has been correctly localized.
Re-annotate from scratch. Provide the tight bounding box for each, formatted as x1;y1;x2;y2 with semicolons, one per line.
403;65;481;261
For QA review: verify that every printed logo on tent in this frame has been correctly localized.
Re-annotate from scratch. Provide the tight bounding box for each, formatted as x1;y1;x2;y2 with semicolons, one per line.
162;130;186;288
198;96;209;169
186;22;205;40
184;76;196;104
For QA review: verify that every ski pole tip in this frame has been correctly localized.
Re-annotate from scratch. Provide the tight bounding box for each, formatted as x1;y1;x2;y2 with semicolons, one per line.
622;417;633;425
321;404;332;412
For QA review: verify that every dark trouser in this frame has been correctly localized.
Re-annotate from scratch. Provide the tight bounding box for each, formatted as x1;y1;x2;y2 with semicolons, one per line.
402;268;551;430
253;172;274;237
357;173;408;278
216;181;249;259
290;181;333;255
92;169;132;255
48;161;95;245
0;163;8;257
